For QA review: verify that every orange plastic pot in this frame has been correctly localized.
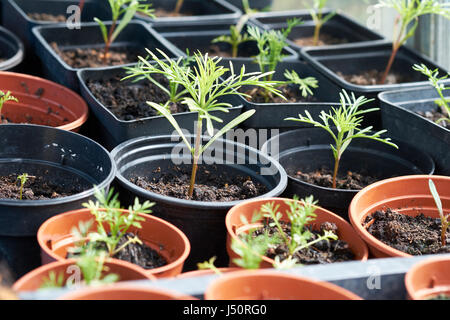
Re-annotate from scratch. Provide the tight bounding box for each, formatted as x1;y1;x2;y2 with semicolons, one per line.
37;208;190;278
13;259;154;292
349;175;450;258
59;283;197;300
226;198;368;268
204;270;362;300
176;268;240;279
0;71;88;131
405;257;450;300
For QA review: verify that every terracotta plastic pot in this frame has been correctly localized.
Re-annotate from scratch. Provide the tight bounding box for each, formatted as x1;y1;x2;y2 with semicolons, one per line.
0;71;88;131
13;259;154;292
176;267;240;279
405;257;450;300
59;283;196;300
37;208;191;278
349;175;450;258
226;197;369;268
204;270;362;300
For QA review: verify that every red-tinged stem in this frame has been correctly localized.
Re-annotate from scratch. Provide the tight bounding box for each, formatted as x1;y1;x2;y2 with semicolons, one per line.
188;120;202;199
332;156;340;189
379;45;399;85
103;20;117;63
79;0;85;13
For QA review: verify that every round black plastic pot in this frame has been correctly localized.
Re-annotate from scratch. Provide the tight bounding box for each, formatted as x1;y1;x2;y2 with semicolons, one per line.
133;0;240;27
379;85;450;176
261;128;435;220
157;21;298;63
77;64;244;151
31;20;179;92
2;0;111;76
111;135;287;270
250;9;385;51
0;25;24;72
299;42;449;107
0;124;115;279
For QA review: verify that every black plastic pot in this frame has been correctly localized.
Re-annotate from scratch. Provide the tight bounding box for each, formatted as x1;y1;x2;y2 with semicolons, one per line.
155;20;299;62
111;135;287;270
250;9;385;51
0;25;24;71
32;20;179;91
261;128;435;220
77;64;244;150
299;43;449;108
2;0;112;76
379;85;450;176
0;124;115;279
133;0;240;26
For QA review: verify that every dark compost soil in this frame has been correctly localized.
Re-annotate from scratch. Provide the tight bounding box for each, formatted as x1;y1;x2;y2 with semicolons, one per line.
131;165;268;202
337;70;412;85
254;219;354;264
243;85;318;104
51;42;144;69
87;74;188;121
0;174;86;200
416;107;449;129
293;33;349;47
290;167;379;190
27;13;66;22
364;209;450;255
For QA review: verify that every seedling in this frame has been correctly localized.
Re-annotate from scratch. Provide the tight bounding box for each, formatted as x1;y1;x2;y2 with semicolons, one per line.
307;0;336;46
429;179;449;247
286;90;398;189
16;173;35;200
124;55;191;114
211;0;258;58
71;187;154;258
284;70;319;98
125;49;283;199
94;0;155;61
376;0;450;84
197;256;222;275
174;0;184;14
0;90;18;120
413;63;450;125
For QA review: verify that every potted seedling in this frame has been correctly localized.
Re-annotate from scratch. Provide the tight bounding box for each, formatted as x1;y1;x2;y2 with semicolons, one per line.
307;0;336;47
32;1;179;91
349;175;450;258
0;90;18;123
379;64;450;175
110;50;288;269
226;197;369;270
262;89;435;218
37;187;191;278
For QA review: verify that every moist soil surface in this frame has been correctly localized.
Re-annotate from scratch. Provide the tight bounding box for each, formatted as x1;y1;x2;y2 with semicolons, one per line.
291;167;379;190
364;209;450;255
0;174;85;200
131;165;268;202
337;70;412;85
243;85;318;104
51;42;144;69
27;13;66;22
154;8;192;17
293;33;349;47
416;107;449;129
254;219;354;264
68;232;167;270
87;74;188;121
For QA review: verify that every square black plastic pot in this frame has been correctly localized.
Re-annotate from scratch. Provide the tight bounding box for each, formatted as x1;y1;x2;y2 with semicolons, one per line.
1;0;112;75
379;85;450;176
132;0;240;27
154;20;299;63
77;64;244;151
299;43;449;108
32;20;179;91
250;9;386;51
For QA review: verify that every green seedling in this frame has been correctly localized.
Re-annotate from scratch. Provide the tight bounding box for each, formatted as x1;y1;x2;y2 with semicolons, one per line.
307;0;337;46
413;64;450;125
94;0;155;62
197;256;222;275
429;179;449;247
284;70;319;98
16;173;35;200
70;187;154;258
0;90;18;120
286;90;398;189
211;0;259;58
376;0;450;84
124;49;284;199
